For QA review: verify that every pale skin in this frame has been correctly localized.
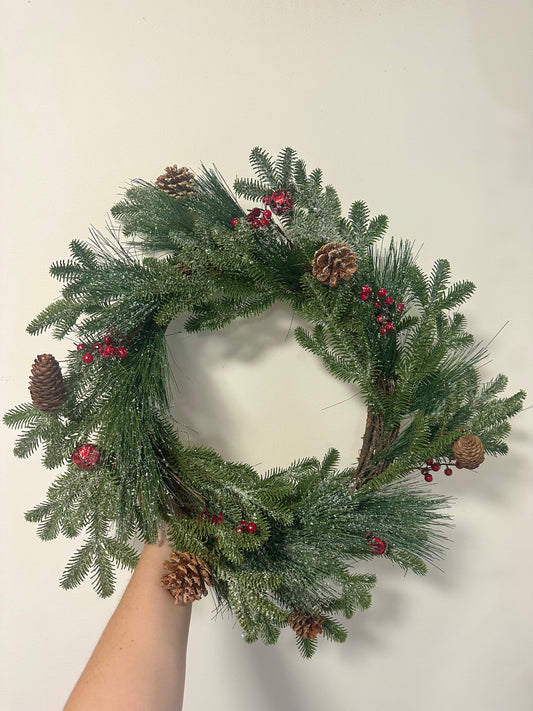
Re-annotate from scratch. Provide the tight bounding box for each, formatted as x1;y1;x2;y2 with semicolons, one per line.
63;537;191;711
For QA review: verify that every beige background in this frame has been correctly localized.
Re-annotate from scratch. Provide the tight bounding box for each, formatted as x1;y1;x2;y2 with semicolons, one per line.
1;1;533;709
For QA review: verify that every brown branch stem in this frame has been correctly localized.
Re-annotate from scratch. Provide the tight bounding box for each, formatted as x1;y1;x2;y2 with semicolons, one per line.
160;462;206;510
352;375;399;489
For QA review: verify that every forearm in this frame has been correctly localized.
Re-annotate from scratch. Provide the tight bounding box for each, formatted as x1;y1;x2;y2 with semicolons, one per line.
64;539;191;711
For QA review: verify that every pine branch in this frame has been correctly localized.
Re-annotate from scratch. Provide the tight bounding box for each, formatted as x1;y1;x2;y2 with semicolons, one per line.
249;146;278;187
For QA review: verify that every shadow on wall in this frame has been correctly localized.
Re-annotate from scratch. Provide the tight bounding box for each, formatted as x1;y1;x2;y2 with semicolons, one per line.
165;303;298;457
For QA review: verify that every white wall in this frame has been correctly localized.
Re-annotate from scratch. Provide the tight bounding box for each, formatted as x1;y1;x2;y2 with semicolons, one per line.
1;1;532;709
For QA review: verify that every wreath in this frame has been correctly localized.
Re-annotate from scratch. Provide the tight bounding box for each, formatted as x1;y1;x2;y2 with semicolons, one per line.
4;147;525;657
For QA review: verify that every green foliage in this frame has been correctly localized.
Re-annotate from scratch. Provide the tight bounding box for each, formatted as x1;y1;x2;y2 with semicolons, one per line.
4;404;70;463
348;200;389;248
234;146;288;200
25;466;139;597
111;179;196;244
186;450;451;656
5;145;525;655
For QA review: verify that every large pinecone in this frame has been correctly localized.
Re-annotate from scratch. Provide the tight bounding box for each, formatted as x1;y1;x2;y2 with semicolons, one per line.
155;165;196;200
452;435;485;469
161;551;213;605
288;611;325;640
29;354;67;412
312;242;358;287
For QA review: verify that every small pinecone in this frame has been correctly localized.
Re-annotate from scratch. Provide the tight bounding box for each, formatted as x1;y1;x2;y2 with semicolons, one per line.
312;242;358;287
155;165;196;200
175;262;192;276
452;435;485;469
288;611;325;640
29;354;67;412
161;551;214;605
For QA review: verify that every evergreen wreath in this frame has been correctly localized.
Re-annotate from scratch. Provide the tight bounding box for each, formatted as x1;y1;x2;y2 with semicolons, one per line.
5;147;525;657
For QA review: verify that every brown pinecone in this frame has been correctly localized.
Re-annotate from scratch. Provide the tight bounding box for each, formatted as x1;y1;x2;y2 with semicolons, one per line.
155;165;196;200
175;262;192;276
452;435;485;469
160;551;214;605
288;611;325;640
312;242;358;287
29;354;67;413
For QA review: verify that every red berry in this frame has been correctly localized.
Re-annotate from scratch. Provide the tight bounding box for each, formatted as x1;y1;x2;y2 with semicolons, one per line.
269;189;293;215
396;302;405;313
444;467;453;476
260;218;269;226
360;293;369;301
103;335;112;345
424;473;434;482
361;285;372;294
262;195;270;204
385;322;394;332
117;347;128;359
72;443;101;470
231;217;239;227
425;459;434;466
235;525;244;533
101;345;115;358
93;343;102;350
197;515;204;521
76;343;85;351
385;296;394;306
377;314;384;323
246;522;257;534
368;536;388;555
431;463;441;471
250;207;261;218
374;300;381;308
380;326;386;335
82;353;94;364
455;462;464;469
378;288;387;297
263;210;272;219
252;219;260;228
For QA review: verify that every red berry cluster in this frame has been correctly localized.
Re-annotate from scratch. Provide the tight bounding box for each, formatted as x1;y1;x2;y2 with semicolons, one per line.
365;532;388;555
263;189;293;216
419;458;463;482
246;206;273;228
197;509;225;524
231;207;273;229
235;520;257;534
77;331;128;364
360;285;405;335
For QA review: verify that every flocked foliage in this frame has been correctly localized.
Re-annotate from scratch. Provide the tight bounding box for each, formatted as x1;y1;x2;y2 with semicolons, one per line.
4;147;525;657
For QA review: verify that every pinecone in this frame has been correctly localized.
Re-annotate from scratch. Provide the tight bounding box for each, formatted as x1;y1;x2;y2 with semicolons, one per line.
29;354;67;413
155;165;196;200
160;551;213;604
288;611;325;640
312;242;358;287
452;435;485;469
175;262;192;276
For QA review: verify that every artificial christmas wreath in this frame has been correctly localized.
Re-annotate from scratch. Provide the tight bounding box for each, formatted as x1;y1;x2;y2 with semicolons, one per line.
5;147;525;657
